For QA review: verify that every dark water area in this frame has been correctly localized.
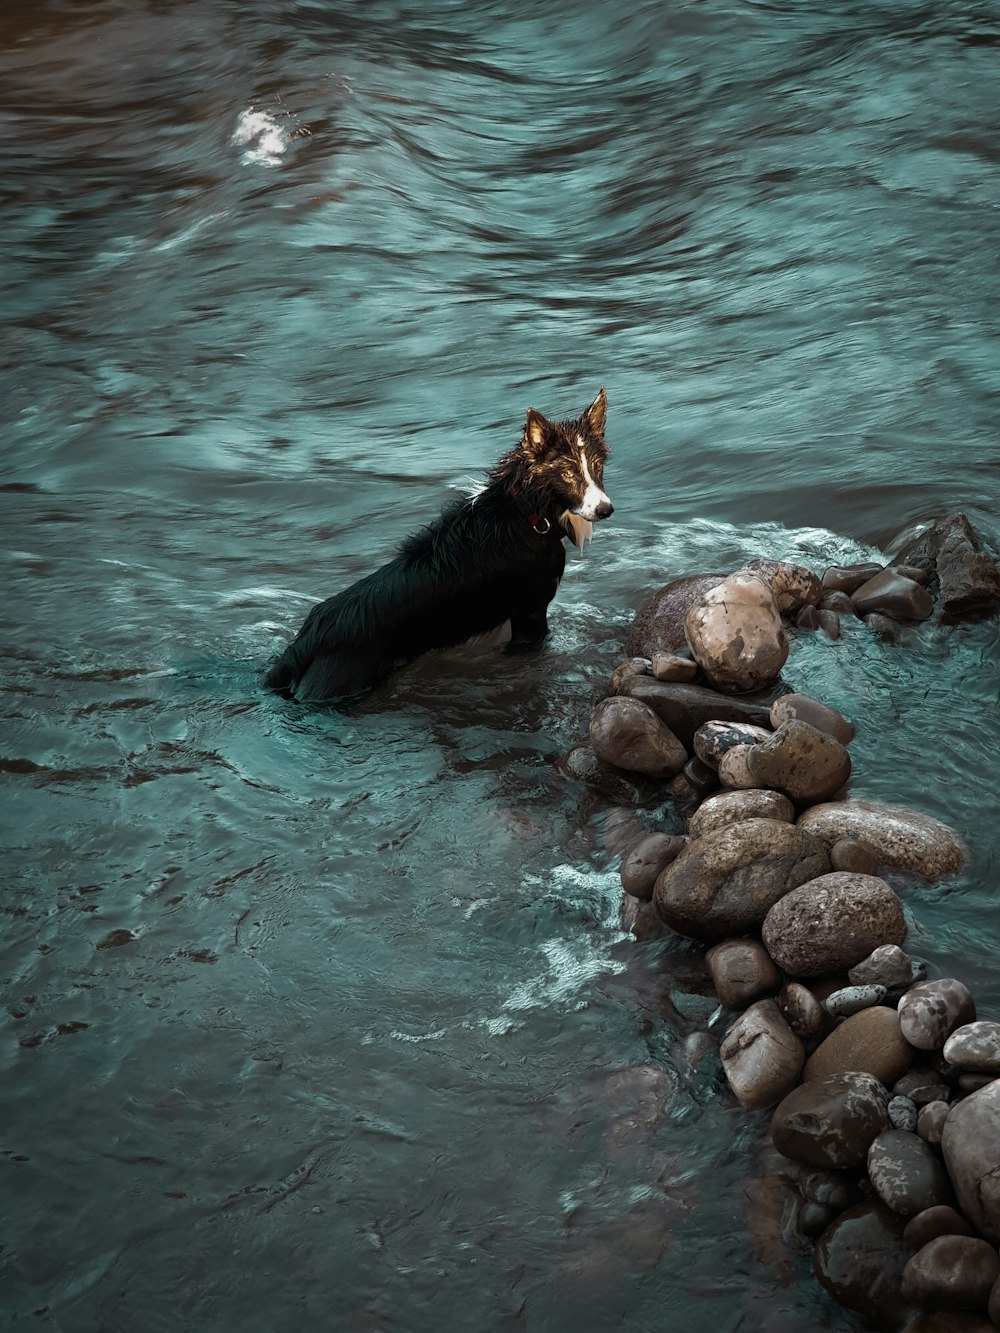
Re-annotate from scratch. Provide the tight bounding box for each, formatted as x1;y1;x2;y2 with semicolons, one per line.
3;1;999;1328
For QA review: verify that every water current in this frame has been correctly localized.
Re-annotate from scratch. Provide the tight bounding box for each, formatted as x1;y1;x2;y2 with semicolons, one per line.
3;2;1000;1329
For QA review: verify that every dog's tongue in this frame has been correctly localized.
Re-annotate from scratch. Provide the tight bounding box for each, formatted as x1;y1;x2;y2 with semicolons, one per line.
561;512;593;551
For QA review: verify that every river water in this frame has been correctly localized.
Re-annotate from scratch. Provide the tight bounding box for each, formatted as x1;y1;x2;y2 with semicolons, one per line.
3;2;999;1329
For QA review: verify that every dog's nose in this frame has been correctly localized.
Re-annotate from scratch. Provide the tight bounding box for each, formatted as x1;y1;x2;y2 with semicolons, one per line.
595;500;614;520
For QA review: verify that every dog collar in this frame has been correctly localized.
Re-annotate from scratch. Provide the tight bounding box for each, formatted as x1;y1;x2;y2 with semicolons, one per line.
508;484;553;536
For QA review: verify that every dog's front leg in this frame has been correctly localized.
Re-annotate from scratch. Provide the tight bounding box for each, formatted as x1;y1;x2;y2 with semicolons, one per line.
507;602;551;652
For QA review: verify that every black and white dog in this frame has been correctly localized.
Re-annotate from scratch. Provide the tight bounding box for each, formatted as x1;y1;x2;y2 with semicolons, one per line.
263;388;613;706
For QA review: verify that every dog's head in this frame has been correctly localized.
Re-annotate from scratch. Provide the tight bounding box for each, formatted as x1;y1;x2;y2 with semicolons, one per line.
520;388;613;545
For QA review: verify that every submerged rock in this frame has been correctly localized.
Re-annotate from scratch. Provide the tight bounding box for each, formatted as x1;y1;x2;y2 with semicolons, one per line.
797;800;968;879
814;1200;913;1330
891;511;1000;621
559;745;665;806
684;573;788;693
653;817;830;941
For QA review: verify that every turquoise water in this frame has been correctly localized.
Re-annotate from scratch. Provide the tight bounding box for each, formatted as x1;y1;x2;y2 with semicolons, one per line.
3;2;999;1328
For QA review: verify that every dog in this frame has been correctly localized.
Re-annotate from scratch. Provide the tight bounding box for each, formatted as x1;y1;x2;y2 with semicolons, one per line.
262;388;613;706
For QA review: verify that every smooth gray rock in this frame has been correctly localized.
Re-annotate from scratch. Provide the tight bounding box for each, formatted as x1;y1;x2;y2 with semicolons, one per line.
772;1071;890;1168
943;1081;1000;1243
822;562;884;594
944;1022;1000;1073
904;1205;978;1250
898;979;977;1051
825;984;888;1018
797;800;969;879
887;1096;918;1131
831;837;882;875
653;817;830;941
685;573;788;693
769;692;855;744
867;1128;954;1217
746;719;852;805
902;1235;1000;1311
688;787;795;838
589;696;689;776
620;833;687;900
719;999;804;1110
706;938;782;1010
916;1101;950;1148
849;944;915;988
762;872;906;978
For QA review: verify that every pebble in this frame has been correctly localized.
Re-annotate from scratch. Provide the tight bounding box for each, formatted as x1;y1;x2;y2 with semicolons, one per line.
719;999;804;1111
817;609;842;639
944;1022;1000;1074
813;1199;912;1329
917;1101;951;1148
899;979;977;1051
771;1071;890;1169
589;696;689;776
650;652;698;682
620;833;687;900
762;872;906;978
688;787;794;838
803;1005;914;1087
706;938;782;1010
608;656;651;691
819;589;857;614
904;1205;978;1249
849;944;915;988
778;982;827;1040
894;1068;951;1107
902;1235;1000;1312
796;604;820;630
887;1095;918;1131
769;692;855;745
797;799;969;879
824;984;888;1018
867;1128;954;1217
746;719;853;805
692;720;772;768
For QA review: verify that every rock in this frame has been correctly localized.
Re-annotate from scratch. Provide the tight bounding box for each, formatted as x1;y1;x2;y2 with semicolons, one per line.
803;1006;915;1086
820;588;859;614
716;744;759;789
762;872;906;978
620;833;687;900
589;696;689;776
769;693;855;745
944;1024;1000;1074
684;573;789;693
892;563;929;585
746;719;852;805
559;745;666;806
904;1206;978;1250
865;611;907;643
818;609;842;639
797;800;969;880
719;999;804;1110
902;1236;1000;1311
868;1128;954;1217
891;512;1000;622
850;945;915;988
650;652;697;682
800;1169;864;1212
917;1101;951;1148
889;1096;918;1131
960;1075;997;1094
778;982;827;1039
706;939;782;1010
692;720;772;768
653;817;830;941
740;559;823;613
825;984;888;1018
682;755;718;797
796;604;820;630
898;981;977;1051
688;788;795;838
822;562;884;594
608;657;651;691
619;894;670;940
942;1083;1000;1243
772;1071;890;1168
895;1070;951;1108
814;1199;913;1328
617;677;777;749
830;838;882;874
852;569;936;621
627;574;727;657
906;1313;996;1332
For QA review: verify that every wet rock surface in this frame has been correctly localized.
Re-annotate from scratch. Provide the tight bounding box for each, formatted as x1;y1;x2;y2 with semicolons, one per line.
618;677;778;749
852;568;935;621
761;871;906;978
706;938;782;1010
769;692;855;744
867;1128;954;1217
902;1236;1000;1312
746;718;852;805
898;980;977;1051
684;572;789;693
692;720;772;768
803;1005;915;1087
627;574;727;657
589;695;689;775
797;800;969;879
943;1022;1000;1073
688;787;794;838
941;1080;1000;1243
772;1071;890;1168
620;832;687;900
814;1199;914;1329
719;999;804;1109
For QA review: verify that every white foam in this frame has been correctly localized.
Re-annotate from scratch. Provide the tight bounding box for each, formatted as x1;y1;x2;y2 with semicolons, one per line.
233;109;288;167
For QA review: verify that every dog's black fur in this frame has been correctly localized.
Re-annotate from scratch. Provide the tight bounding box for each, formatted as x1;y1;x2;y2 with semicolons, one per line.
263;389;612;706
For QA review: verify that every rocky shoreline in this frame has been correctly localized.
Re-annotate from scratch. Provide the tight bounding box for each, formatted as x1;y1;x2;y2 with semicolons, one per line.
561;513;1000;1330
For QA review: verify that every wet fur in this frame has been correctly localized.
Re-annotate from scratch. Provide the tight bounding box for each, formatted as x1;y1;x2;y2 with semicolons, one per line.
263;389;613;706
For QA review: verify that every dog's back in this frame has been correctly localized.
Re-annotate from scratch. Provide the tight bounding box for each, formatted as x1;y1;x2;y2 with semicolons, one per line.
263;390;612;706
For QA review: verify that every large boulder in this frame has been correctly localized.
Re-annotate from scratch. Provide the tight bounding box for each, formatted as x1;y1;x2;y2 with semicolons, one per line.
761;872;906;977
851;569;935;621
688;788;795;838
803;1006;915;1087
627;574;725;657
684;573;788;693
653;817;830;941
814;1201;914;1329
739;559;823;614
890;511;1000;621
867;1129;954;1217
797;800;968;879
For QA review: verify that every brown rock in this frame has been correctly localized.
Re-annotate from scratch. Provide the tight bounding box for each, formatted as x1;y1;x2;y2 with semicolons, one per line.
804;1006;915;1086
627;574;726;657
772;1070;890;1168
620;833;687;900
769;692;855;744
902;1235;1000;1311
904;1205;978;1250
716;744;759;789
608;657;651;692
820;588;858;614
688;788;795;838
817;608;842;639
617;677;777;749
684;573;789;693
891;512;1000;621
798;800;969;880
942;1081;1000;1243
719;999;804;1109
778;981;827;1039
814;1199;914;1328
762;872;906;978
706;938;782;1010
649;652;697;682
898;980;977;1051
831;837;882;874
559;745;665;806
589;696;688;776
740;558;823;613
746;719;852;805
822;562;884;594
853;568;935;620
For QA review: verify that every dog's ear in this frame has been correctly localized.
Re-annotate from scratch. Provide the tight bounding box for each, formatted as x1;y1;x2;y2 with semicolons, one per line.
522;408;552;458
581;387;607;439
